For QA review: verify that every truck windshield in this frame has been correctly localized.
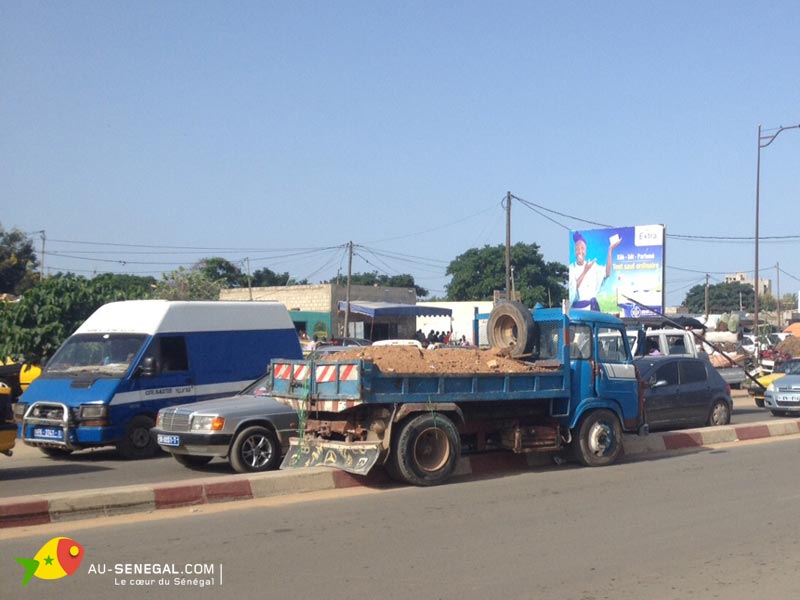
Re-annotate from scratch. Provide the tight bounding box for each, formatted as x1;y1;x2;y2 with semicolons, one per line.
45;333;147;378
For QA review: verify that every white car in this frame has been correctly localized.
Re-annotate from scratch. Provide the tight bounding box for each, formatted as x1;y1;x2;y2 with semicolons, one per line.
741;334;768;354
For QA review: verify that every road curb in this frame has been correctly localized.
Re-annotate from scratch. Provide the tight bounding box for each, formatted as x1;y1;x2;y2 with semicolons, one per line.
2;418;799;530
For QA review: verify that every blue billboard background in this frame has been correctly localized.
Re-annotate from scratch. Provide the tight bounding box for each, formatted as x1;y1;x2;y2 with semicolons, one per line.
568;224;665;318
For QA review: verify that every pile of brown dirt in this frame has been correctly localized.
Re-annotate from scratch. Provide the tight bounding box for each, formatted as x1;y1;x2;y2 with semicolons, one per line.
778;337;800;357
330;346;555;374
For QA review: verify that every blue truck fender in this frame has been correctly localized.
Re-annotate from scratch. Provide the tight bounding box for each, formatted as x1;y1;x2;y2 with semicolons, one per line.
393;403;465;425
568;400;625;432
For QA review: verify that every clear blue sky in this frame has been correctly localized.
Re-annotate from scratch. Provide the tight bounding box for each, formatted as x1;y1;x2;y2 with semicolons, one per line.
2;1;799;307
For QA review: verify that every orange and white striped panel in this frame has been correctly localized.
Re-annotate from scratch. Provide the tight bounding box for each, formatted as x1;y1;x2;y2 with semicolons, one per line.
274;363;310;381
315;363;359;383
339;364;358;382
274;363;293;380
315;365;337;383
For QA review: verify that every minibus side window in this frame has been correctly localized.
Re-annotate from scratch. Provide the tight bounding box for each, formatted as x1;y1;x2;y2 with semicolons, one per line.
160;336;189;372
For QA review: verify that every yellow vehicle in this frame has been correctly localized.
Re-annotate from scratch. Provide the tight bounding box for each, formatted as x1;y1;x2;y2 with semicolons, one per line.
748;358;800;408
0;382;15;456
0;360;42;402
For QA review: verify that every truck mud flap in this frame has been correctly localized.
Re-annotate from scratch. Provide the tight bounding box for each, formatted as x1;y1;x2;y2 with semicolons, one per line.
281;438;383;476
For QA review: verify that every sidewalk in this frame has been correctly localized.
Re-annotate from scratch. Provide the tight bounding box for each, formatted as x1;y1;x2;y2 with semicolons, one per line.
3;416;798;530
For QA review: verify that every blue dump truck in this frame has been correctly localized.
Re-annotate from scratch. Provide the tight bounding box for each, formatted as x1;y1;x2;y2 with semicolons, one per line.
274;302;646;486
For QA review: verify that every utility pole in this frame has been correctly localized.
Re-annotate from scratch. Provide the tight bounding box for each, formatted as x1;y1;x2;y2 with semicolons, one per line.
245;257;253;301
776;262;781;329
704;274;710;321
505;191;511;300
39;230;46;280
510;265;516;302
343;241;353;337
754;122;800;357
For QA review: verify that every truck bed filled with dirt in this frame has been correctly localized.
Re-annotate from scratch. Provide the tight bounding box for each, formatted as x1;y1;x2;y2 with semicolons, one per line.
324;345;556;374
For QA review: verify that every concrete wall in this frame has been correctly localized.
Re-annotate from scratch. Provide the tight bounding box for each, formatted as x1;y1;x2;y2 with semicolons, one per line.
220;284;417;339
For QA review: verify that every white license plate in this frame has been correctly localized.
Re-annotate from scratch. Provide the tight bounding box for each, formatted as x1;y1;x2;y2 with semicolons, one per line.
777;395;799;404
157;434;181;447
33;427;64;441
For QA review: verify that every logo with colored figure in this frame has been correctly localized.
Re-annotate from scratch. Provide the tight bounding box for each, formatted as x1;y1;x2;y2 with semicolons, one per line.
15;537;85;588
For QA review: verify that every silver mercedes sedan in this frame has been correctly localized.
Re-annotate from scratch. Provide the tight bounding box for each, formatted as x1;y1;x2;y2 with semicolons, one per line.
151;374;298;473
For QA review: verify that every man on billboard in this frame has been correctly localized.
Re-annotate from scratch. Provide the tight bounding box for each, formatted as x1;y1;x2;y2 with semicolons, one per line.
569;231;622;310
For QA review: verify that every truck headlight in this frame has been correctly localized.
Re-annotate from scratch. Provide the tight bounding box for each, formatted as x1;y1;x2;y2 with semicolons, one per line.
80;405;108;419
80;404;108;426
191;415;225;431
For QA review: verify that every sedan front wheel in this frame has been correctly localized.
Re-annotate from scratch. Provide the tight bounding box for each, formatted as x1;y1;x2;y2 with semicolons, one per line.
229;426;280;473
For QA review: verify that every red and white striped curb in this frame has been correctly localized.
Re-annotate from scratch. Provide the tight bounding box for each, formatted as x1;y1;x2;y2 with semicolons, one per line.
2;419;798;530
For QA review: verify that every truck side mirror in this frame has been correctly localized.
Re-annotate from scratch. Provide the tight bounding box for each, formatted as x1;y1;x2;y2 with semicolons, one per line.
138;356;157;377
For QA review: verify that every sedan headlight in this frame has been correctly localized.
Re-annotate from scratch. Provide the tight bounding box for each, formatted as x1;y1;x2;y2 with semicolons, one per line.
191;415;225;431
767;383;775;392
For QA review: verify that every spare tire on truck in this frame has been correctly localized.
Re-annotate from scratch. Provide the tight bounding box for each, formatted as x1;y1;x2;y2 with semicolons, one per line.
487;301;534;357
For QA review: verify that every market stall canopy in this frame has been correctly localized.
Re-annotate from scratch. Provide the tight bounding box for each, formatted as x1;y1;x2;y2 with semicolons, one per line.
784;322;800;336
337;301;452;318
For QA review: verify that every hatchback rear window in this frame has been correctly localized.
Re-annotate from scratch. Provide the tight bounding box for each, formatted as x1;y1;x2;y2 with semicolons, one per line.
680;360;707;384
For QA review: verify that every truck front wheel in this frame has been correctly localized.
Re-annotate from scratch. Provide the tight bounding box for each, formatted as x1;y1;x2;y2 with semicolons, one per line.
573;409;622;467
390;413;460;486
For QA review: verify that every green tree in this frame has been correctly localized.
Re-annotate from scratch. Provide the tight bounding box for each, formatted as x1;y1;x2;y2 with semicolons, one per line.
91;273;157;298
683;281;754;313
332;271;429;298
194;257;245;287
445;243;567;306
0;273;152;362
0;224;39;295
153;267;222;300
251;267;292;286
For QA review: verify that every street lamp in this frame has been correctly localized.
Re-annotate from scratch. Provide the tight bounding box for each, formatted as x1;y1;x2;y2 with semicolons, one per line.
754;123;799;355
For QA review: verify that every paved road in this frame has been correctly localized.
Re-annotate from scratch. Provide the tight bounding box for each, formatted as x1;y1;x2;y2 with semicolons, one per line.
0;390;780;499
2;436;799;599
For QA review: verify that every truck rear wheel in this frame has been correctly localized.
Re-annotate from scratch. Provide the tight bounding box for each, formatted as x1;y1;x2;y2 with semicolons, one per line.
116;415;158;459
572;409;622;467
487;301;534;357
390;413;460;486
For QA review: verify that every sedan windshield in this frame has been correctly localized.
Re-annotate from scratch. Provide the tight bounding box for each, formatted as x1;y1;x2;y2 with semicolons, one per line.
45;333;147;377
240;374;271;396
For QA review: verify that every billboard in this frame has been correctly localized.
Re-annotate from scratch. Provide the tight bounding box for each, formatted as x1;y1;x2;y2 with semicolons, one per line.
568;224;665;318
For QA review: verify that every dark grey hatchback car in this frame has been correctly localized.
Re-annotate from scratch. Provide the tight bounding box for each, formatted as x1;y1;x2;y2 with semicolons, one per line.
635;355;733;431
